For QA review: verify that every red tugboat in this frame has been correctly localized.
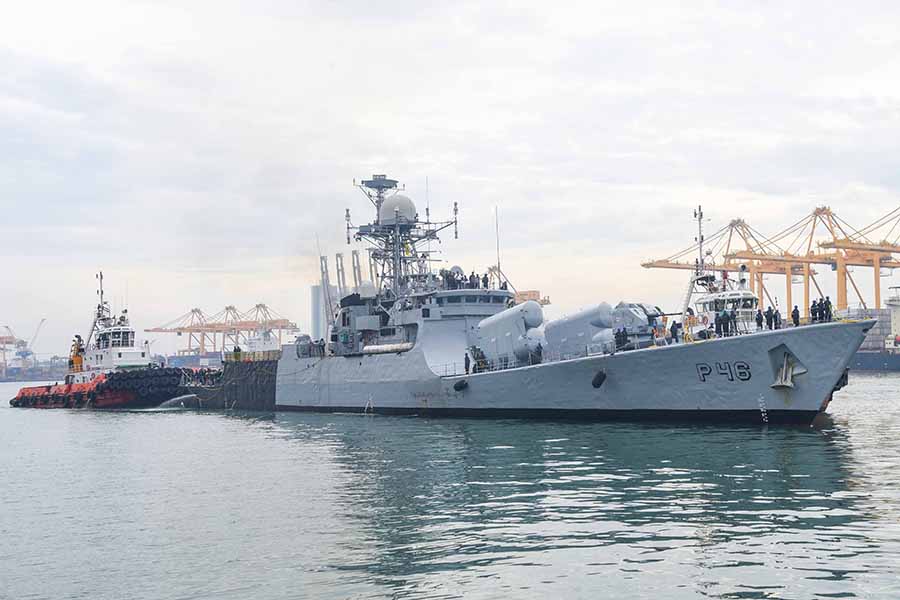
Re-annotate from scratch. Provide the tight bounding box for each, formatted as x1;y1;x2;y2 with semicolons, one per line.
10;273;185;409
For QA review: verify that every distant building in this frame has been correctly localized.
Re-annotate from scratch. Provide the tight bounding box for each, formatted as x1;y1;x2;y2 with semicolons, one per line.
310;284;338;340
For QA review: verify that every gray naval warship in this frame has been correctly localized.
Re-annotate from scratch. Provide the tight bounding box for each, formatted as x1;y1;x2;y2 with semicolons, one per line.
275;175;873;424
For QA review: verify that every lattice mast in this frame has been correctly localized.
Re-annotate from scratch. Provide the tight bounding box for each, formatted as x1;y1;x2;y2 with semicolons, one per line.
347;174;458;300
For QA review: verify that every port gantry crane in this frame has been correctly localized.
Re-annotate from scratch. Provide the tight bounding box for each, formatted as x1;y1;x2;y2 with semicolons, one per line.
817;206;900;310
1;320;47;369
725;207;900;313
146;305;298;356
0;330;15;377
641;217;807;309
645;205;900;316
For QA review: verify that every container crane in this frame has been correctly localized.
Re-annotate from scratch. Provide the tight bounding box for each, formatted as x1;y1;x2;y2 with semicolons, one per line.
146;304;298;355
817;205;900;309
647;205;900;317
29;319;46;356
2;320;46;368
641;217;806;308
727;207;900;312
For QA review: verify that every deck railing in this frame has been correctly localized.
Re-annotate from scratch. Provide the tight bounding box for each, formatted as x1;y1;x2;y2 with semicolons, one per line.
433;317;861;378
432;348;603;377
223;350;282;363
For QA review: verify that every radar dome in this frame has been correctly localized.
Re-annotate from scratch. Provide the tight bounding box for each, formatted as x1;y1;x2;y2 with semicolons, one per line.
379;194;417;225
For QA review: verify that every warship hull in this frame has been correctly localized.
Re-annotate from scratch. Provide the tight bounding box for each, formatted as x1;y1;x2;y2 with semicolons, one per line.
274;320;873;424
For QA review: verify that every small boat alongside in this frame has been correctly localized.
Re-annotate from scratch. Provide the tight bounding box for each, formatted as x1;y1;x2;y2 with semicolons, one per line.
9;273;184;409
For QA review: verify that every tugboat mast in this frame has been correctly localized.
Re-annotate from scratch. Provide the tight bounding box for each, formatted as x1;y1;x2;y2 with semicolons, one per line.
86;271;110;347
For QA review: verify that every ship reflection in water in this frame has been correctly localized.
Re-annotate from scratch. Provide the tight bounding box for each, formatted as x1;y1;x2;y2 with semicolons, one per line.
2;378;899;599
275;413;897;599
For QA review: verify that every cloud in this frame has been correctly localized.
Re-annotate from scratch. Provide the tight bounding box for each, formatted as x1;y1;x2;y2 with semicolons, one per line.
4;1;900;355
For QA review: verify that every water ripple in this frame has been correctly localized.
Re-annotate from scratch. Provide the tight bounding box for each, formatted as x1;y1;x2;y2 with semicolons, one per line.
2;376;900;599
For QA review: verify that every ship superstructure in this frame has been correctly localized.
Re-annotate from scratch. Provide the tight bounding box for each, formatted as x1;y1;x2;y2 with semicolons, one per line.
274;176;874;423
68;272;152;382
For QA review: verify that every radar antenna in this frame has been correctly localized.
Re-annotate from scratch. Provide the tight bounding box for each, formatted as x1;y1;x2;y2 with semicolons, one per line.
346;174;458;300
354;174;399;224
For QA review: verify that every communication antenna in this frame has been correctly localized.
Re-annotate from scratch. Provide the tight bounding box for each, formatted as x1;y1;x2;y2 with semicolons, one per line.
694;205;705;274
495;206;501;283
426;176;431;257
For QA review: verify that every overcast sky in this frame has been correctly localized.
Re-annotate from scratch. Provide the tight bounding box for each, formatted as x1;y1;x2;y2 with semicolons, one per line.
4;1;900;357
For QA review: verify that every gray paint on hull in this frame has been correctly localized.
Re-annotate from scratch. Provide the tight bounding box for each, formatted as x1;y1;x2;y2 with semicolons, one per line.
275;320;872;420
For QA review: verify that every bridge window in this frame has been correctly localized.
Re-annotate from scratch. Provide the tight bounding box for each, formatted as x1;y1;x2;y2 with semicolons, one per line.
446;296;461;304
492;296;506;303
465;296;478;303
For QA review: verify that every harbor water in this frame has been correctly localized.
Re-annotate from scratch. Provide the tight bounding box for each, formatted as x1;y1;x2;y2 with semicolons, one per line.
2;378;899;600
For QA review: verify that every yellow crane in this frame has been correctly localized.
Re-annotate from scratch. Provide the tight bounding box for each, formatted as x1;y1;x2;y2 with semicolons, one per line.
647;205;900;316
641;217;806;308
817;205;900;310
146;305;298;355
